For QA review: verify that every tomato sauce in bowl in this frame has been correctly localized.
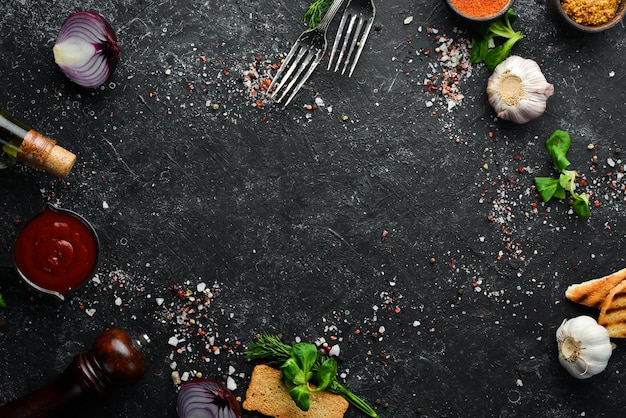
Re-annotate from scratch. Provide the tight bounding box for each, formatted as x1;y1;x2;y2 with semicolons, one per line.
12;204;99;300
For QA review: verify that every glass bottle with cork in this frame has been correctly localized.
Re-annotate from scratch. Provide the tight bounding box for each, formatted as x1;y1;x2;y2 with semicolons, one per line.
0;108;76;178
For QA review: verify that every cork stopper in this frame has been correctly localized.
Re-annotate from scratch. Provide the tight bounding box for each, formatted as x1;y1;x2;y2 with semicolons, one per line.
18;130;76;178
45;144;77;178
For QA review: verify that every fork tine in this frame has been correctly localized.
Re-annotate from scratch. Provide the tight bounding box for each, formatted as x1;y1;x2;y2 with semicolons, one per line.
344;18;374;77
333;15;358;72
327;16;349;71
271;46;307;98
338;16;363;74
279;50;322;106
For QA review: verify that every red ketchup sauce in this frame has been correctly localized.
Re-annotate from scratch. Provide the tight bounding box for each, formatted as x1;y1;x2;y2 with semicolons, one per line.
13;205;99;299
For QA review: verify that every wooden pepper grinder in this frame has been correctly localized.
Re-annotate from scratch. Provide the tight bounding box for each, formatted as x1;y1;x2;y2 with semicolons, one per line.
0;328;147;418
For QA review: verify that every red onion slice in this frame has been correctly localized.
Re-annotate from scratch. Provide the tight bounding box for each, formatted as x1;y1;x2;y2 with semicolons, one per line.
177;379;241;418
53;11;120;88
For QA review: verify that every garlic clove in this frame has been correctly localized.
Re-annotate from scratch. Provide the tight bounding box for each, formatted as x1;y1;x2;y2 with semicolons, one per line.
486;55;554;124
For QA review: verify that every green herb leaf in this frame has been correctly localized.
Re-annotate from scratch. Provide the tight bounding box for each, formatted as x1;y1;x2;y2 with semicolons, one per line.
0;293;5;308
470;8;523;71
281;357;305;387
484;32;524;72
291;342;318;375
573;194;591;218
312;358;337;392
545;130;572;172
534;177;561;202
303;0;332;29
289;385;311;411
533;130;590;217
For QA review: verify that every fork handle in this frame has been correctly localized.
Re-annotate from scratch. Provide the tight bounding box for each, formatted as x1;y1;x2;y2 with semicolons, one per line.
318;0;346;30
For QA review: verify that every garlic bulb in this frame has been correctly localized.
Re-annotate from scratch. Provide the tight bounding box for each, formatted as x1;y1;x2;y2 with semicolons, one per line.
556;315;613;379
486;55;554;124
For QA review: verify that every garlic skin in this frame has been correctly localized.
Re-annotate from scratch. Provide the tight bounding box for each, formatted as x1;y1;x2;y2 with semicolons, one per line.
486;55;554;124
556;315;613;379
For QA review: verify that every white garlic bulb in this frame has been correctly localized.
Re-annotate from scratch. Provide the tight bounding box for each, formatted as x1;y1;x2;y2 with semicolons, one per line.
556;315;613;379
486;55;554;124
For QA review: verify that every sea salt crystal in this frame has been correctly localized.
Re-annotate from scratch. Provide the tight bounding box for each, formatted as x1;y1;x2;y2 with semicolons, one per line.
197;282;207;292
226;376;237;391
404;16;414;25
115;296;122;306
168;336;179;346
328;344;341;357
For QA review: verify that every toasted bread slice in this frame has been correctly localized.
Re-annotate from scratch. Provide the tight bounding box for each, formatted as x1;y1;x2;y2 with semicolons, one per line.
599;279;626;338
243;364;349;418
565;267;626;309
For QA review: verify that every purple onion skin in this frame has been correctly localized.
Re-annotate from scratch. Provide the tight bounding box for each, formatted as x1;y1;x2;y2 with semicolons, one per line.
53;11;120;88
177;379;241;418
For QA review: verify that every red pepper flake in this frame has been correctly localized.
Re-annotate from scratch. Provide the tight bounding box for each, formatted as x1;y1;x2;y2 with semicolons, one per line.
223;68;230;76
517;166;525;173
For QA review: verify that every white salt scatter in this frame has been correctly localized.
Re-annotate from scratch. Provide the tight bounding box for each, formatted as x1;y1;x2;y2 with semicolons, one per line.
165;68;172;75
170;361;177;369
413;320;421;327
171;371;181;385
607;158;616;167
115;296;122;306
85;308;96;316
197;282;207;292
609;71;615;77
228;365;236;375
329;345;341;357
315;97;325;108
156;297;164;306
378;326;386;334
181;371;190;382
102;201;109;209
404;16;413;25
168;336;179;346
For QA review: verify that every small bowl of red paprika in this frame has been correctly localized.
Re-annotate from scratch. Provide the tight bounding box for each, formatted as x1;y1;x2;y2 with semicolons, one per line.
446;0;515;23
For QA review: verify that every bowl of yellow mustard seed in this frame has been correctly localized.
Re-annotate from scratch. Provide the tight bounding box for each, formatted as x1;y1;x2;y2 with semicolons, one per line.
549;0;625;32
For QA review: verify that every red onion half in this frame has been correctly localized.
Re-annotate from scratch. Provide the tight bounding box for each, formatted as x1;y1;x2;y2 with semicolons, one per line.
177;379;241;418
52;11;120;88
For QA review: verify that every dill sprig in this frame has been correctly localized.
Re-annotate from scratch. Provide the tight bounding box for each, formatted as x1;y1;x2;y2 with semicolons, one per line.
302;0;333;28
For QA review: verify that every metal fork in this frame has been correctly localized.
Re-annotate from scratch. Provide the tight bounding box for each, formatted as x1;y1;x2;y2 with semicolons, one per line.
269;0;345;106
327;0;376;77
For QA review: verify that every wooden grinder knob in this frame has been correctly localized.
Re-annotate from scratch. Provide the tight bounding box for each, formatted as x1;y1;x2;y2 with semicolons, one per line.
0;328;146;418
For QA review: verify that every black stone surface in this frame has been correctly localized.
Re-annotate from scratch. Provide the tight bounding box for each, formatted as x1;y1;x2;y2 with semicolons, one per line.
0;1;625;417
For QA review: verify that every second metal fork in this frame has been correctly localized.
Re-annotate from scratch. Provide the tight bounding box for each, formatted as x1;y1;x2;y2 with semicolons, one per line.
327;0;376;77
269;0;345;106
